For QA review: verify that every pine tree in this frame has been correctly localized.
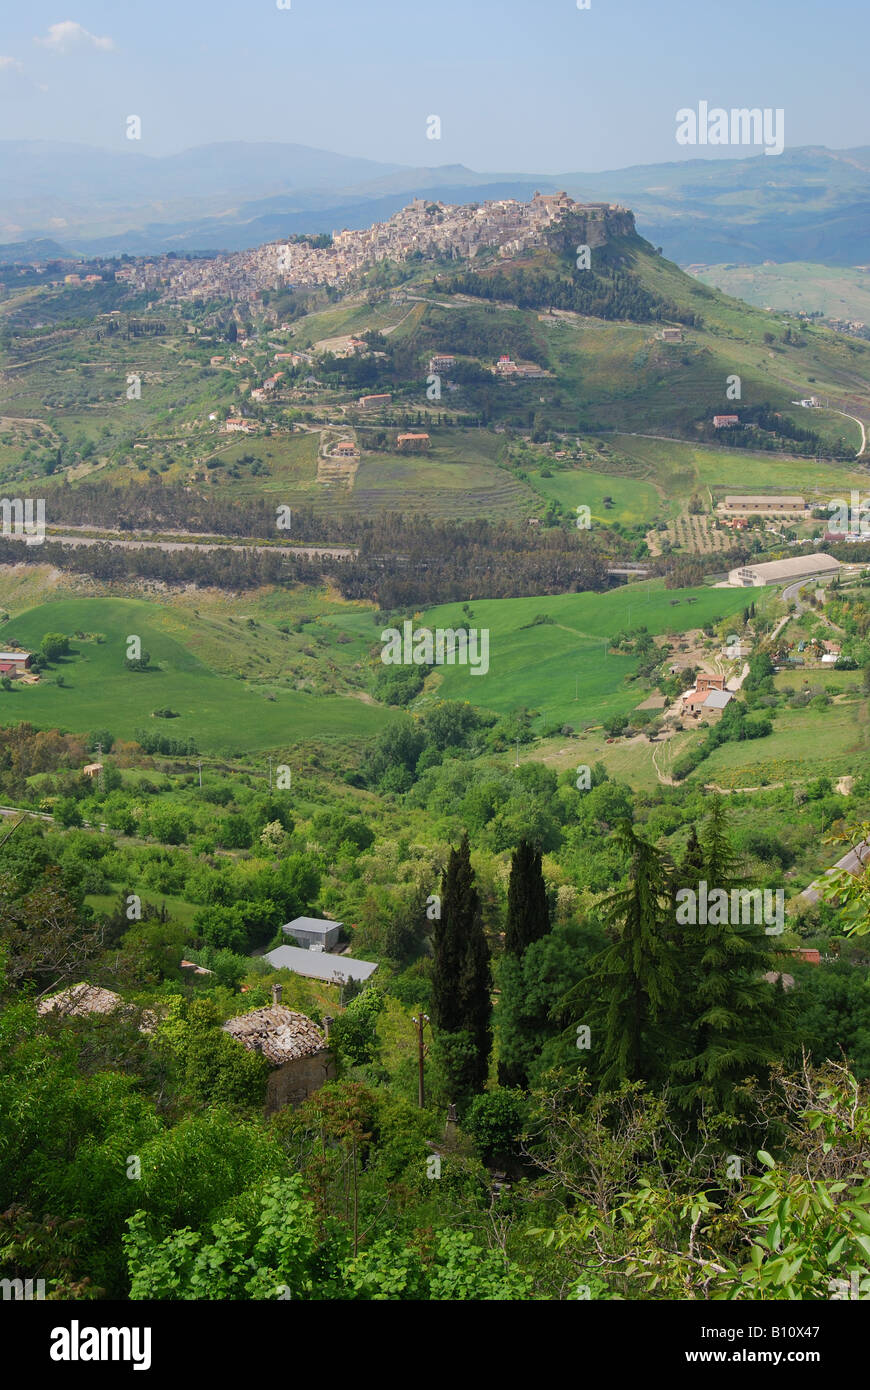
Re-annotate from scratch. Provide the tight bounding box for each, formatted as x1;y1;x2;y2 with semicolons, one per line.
497;840;552;1088
432;833;491;1097
672;799;792;1121
582;821;678;1087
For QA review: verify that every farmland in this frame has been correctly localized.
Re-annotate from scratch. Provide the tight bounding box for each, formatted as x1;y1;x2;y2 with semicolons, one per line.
0;596;389;754
413;581;755;729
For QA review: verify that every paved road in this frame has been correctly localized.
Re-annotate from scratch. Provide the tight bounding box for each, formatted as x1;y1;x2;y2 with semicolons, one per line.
0;531;357;561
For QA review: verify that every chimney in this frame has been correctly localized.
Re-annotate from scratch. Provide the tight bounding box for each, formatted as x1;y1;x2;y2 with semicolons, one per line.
271;983;282;1008
322;1015;333;1041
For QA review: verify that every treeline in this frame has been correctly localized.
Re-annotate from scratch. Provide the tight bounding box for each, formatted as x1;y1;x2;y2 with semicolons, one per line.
700;403;854;459
0;536;321;592
27;484;624;604
343;518;613;607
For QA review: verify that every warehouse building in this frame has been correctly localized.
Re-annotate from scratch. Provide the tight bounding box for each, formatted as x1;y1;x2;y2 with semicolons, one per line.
263;944;378;986
727;553;842;587
281;916;342;950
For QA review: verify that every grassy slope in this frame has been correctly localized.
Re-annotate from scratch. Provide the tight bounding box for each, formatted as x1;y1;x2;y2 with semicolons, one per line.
693;263;870;323
0;597;389;754
411;581;753;730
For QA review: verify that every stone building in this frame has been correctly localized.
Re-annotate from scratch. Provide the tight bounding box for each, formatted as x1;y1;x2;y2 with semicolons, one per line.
222;986;335;1114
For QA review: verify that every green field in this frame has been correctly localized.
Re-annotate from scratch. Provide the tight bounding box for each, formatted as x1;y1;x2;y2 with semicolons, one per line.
0;597;389;754
528;464;661;525
702;697;868;787
413;581;754;729
610;435;869;513
694;263;870;324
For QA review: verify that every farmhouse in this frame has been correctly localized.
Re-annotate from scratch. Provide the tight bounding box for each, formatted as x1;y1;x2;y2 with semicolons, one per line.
282;915;342;949
222;986;335;1113
0;650;32;675
358;393;391;410
682;673;733;712
661;328;682;342
727;553;841;587
396;432;430;451
223;417;256;434
334;440;357;457
263;944;378;986
429;354;455;373
713;414;740;428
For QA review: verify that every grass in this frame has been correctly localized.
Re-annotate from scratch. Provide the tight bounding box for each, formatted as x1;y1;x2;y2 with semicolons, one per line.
702;697;868;786
610;434;869;511
0;597;390;755
414;580;754;730
694;263;870;324
528;465;661;525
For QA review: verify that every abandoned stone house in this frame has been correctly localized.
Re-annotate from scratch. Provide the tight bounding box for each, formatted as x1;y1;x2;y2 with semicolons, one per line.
222;985;335;1114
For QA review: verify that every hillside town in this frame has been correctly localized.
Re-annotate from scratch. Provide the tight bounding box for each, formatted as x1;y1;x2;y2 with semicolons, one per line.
114;192;631;305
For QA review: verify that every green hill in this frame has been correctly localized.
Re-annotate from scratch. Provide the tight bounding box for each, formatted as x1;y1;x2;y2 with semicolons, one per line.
0;598;389;755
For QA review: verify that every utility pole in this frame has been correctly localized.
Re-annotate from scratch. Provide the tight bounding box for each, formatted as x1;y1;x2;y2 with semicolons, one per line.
268;754;273;791
515;737;520;767
97;741;105;794
197;760;203;789
411;1013;430;1108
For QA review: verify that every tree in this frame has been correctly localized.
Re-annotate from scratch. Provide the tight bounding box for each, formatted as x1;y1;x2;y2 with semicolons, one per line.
431;833;491;1099
503;839;550;955
40;633;69;663
498;839;552;1087
577;822;678;1088
671;799;792;1121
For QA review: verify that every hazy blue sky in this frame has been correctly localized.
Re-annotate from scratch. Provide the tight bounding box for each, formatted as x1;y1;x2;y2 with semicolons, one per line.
1;1;867;169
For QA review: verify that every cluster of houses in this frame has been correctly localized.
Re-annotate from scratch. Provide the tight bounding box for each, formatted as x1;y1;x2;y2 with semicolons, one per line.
36;917;378;1116
781;637;841;667
680;672;734;717
123;192;630;306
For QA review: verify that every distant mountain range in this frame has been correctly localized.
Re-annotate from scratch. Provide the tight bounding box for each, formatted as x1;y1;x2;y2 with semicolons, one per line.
2;140;870;266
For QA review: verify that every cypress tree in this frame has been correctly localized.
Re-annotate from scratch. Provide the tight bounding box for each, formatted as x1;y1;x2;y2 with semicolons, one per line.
432;833;492;1096
503;839;550;955
498;839;552;1088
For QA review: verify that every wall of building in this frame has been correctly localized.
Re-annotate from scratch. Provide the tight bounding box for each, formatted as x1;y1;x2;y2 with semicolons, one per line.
265;1049;336;1114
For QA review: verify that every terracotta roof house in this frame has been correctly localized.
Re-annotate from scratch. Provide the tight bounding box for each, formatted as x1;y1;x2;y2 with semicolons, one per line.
37;983;124;1017
222;986;335;1112
37;982;157;1032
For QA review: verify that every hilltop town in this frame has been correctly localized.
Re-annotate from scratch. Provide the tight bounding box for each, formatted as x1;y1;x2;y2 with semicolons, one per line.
114;192;632;304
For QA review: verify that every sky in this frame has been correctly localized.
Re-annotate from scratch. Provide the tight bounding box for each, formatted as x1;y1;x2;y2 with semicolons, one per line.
0;0;868;171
